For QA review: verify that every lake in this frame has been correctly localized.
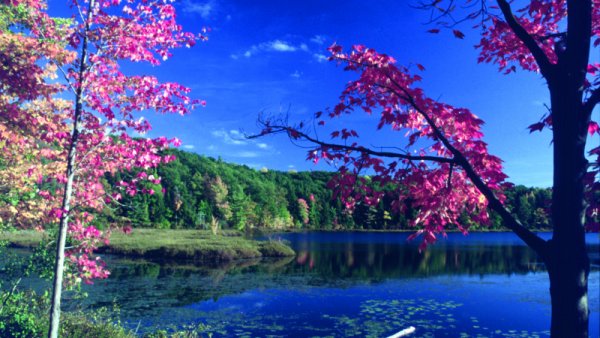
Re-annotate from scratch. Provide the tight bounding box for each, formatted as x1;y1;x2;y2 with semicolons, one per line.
72;232;599;337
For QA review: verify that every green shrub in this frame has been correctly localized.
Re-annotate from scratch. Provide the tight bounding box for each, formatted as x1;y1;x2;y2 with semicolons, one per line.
0;290;48;338
60;307;134;338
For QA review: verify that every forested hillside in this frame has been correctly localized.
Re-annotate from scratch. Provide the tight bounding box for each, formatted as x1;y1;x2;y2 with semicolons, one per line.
104;149;552;231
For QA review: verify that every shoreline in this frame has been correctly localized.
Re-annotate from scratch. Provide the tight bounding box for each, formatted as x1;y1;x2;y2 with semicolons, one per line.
251;227;554;235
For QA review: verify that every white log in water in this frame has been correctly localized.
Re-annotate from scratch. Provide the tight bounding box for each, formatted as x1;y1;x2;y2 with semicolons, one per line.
386;326;416;338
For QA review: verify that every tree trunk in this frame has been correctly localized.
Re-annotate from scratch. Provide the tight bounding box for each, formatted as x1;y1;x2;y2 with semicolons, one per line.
47;70;84;338
547;75;591;337
47;2;92;335
47;143;78;338
546;243;590;337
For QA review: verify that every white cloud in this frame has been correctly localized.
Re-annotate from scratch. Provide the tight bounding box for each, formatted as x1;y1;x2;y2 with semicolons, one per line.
313;53;328;63
211;129;247;145
182;0;215;19
310;35;326;45
270;40;297;52
290;70;301;78
210;129;275;153
234;151;260;158
237;39;305;58
182;144;195;150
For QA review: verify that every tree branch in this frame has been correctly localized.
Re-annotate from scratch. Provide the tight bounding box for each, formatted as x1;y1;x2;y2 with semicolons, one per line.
496;0;555;80
248;123;456;164
381;73;548;256
451;147;548;256
583;87;600;119
0;277;21;314
257;51;549;256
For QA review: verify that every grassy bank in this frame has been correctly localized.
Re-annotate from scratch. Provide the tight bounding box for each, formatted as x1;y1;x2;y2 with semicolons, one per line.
0;229;294;263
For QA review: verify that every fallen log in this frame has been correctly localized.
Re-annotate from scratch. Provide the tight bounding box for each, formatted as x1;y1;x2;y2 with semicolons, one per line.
386;326;416;338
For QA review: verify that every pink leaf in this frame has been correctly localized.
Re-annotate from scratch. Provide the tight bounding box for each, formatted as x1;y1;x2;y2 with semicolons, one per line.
588;121;599;136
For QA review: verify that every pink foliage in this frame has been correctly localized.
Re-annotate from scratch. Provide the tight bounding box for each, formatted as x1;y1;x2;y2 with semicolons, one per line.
305;44;508;248
477;1;565;73
297;198;310;224
0;0;205;284
297;0;600;244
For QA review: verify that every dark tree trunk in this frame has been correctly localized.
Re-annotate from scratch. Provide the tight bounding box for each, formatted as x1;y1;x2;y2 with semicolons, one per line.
546;68;591;337
546;243;590;337
493;0;594;334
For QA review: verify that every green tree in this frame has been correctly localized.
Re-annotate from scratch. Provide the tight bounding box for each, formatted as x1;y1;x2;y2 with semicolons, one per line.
205;176;231;222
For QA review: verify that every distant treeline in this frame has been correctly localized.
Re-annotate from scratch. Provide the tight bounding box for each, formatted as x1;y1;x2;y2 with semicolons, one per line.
103;149;552;231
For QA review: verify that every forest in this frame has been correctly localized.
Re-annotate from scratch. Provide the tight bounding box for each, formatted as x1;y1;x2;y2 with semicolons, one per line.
105;148;553;232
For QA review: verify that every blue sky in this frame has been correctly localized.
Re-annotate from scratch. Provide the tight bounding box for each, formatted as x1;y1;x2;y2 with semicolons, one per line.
51;0;600;187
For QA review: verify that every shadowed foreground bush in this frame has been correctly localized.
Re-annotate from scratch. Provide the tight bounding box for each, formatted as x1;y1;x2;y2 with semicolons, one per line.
0;290;134;338
0;290;214;338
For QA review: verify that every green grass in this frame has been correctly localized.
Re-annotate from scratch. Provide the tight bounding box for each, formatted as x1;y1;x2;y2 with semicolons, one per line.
0;229;294;263
0;229;51;247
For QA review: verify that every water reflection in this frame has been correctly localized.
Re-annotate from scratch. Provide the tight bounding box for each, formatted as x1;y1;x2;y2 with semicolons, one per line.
289;242;545;280
272;232;599;280
81;233;598;315
57;232;596;336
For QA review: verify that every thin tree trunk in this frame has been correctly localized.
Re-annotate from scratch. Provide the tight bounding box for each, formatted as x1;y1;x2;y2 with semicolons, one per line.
47;2;93;336
47;136;78;338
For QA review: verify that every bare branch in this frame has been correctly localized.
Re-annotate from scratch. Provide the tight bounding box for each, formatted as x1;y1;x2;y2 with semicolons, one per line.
412;0;487;29
496;0;555;80
55;63;77;94
247;123;456;164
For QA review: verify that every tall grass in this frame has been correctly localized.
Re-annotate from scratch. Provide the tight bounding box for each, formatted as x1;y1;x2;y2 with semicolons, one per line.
1;229;294;263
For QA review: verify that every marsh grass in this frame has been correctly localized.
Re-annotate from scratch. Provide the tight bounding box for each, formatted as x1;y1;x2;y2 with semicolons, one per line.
0;229;294;263
0;229;51;247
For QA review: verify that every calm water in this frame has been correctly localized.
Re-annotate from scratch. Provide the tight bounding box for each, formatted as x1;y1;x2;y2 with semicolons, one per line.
66;231;600;337
58;232;600;336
